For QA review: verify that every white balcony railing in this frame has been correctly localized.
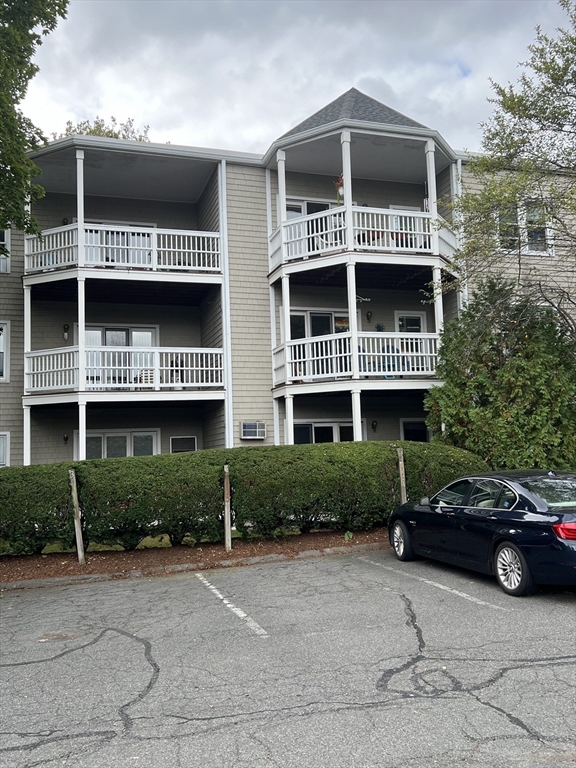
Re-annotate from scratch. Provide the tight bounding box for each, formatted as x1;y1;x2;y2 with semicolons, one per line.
273;332;438;385
25;224;221;273
25;346;224;393
269;206;456;268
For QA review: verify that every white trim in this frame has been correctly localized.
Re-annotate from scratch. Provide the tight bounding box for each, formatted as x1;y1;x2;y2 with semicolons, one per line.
240;421;266;440
292;418;364;443
219;160;234;448
394;311;427;333
0;320;10;383
0;432;9;467
0;230;10;272
74;428;161;460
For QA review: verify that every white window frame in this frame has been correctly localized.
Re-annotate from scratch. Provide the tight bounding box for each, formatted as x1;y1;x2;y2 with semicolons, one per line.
240;422;266;440
394;311;427;334
0;230;10;273
74;429;160;460
292;419;363;443
170;436;198;453
281;307;350;343
0;432;10;467
400;418;431;442
0;321;9;383
77;324;159;346
498;200;553;255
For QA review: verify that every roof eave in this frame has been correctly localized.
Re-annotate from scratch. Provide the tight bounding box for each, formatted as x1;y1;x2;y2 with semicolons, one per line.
263;119;458;166
29;134;265;166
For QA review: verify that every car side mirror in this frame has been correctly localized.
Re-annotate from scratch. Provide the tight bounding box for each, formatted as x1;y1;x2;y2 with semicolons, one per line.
420;496;430;506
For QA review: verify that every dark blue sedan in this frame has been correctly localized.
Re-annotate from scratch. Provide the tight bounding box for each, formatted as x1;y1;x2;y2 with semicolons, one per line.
388;471;576;596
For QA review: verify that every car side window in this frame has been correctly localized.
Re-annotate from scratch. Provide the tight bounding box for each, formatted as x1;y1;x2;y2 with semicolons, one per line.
496;487;517;510
469;479;503;509
431;480;473;506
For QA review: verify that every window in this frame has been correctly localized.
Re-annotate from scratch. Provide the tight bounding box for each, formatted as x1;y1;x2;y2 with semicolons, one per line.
468;479;517;510
170;436;197;453
0;231;9;273
0;433;9;468
395;312;427;333
400;420;429;442
0;322;9;382
241;422;266;440
78;430;159;459
499;201;550;253
289;310;349;340
293;421;355;444
431;479;473;506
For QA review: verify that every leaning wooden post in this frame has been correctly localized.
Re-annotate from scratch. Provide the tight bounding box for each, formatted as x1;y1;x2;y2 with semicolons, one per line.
68;469;86;565
224;464;232;552
397;446;407;505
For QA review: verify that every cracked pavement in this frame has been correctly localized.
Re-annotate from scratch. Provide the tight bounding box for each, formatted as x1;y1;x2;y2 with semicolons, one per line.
1;552;575;767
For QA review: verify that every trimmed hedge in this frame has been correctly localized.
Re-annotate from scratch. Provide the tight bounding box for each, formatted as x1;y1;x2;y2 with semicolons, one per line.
0;441;489;555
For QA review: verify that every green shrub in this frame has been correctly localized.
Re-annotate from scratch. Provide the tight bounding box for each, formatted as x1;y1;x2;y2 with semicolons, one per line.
0;464;75;554
0;442;489;555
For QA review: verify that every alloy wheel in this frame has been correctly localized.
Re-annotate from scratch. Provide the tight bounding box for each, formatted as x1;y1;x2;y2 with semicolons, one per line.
496;546;522;591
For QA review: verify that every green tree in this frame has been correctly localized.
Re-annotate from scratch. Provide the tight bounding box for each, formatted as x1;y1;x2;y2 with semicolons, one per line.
425;278;576;470
0;0;68;251
449;0;576;338
52;115;150;142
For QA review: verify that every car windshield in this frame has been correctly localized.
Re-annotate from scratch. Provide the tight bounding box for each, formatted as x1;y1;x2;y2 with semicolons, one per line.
520;478;576;507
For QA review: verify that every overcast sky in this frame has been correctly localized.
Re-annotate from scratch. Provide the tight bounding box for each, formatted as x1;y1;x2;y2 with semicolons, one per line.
22;0;567;155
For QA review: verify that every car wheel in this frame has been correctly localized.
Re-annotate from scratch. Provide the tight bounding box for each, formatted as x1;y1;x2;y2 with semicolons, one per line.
494;542;537;597
391;520;416;561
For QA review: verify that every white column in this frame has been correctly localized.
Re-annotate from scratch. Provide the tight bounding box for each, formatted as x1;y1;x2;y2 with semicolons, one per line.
277;150;287;224
432;265;444;335
346;261;359;379
76;149;85;267
273;397;280;445
78;401;86;461
285;394;294;445
23;285;31;393
77;276;86;391
351;389;362;442
341;130;353;250
23;405;31;466
282;274;291;343
219;161;234;448
425;140;439;254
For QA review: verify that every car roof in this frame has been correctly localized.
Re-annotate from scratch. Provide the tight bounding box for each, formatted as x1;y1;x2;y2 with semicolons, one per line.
463;470;576;483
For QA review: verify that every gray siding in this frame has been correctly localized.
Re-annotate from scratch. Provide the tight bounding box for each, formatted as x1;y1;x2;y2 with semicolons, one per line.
197;169;220;232
30;302;202;351
0;229;25;465
203;402;226;449
33;193;198;231
226;164;274;446
436;165;453;220
200;286;223;349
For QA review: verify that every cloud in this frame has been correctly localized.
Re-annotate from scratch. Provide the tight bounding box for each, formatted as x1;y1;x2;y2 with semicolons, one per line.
22;0;569;153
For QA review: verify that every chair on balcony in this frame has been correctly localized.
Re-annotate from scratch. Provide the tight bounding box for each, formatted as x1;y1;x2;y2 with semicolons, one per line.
137;369;155;389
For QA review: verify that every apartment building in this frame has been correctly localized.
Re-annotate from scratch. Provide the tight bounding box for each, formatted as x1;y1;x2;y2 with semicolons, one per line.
1;88;465;467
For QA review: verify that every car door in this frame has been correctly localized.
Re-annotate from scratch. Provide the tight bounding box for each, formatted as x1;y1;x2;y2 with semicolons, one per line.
412;479;473;559
453;480;517;570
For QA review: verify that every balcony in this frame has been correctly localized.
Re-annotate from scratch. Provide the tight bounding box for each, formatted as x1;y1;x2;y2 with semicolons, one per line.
269;206;457;270
25;346;224;394
25;224;221;274
273;332;439;385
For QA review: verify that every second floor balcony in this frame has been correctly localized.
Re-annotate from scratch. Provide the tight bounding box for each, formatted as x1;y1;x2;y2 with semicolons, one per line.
25;223;221;275
25;346;224;394
273;331;439;386
269;206;456;270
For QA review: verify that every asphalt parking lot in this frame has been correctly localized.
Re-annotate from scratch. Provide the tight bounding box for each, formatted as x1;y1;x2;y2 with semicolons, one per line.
1;550;575;768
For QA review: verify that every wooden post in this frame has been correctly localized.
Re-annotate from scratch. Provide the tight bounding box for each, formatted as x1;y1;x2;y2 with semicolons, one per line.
397;447;407;504
68;469;85;565
224;464;232;552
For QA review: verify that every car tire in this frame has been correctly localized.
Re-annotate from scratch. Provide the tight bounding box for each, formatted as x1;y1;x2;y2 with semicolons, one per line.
391;520;416;561
494;541;537;597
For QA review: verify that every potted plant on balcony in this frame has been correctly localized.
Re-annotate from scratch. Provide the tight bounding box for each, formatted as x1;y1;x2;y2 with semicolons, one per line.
334;174;344;206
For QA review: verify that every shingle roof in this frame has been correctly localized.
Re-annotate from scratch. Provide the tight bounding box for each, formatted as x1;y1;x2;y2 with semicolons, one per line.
280;88;427;139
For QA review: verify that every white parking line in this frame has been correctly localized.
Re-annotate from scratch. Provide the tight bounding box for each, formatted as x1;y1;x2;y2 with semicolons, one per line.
195;573;269;637
358;557;511;612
